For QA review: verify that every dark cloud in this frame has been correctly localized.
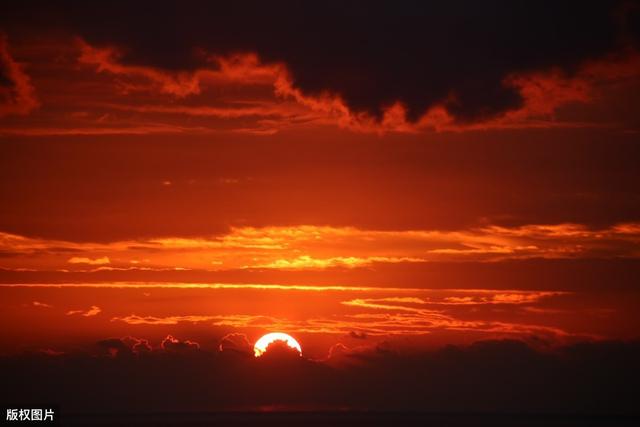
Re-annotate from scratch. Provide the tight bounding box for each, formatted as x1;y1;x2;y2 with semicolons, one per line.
0;65;12;88
219;333;253;356
1;339;638;414
160;334;200;352
330;341;396;363
0;34;39;116
2;1;638;122
0;36;13;89
122;336;152;354
132;340;151;354
96;338;133;357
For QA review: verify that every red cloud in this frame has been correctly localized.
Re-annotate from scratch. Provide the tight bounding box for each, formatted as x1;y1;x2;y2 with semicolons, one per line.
77;36;640;134
66;305;101;317
0;35;623;137
77;39;201;97
77;39;280;98
0;35;39;116
419;52;640;132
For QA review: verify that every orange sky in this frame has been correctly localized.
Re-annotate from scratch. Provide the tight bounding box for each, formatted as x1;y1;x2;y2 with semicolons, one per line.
1;7;640;363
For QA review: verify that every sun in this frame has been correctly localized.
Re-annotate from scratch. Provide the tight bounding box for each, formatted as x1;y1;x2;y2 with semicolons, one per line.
253;332;302;357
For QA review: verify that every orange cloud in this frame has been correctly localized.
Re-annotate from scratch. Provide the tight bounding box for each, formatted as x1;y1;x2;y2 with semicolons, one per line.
101;286;574;341
8;280;601;345
251;255;425;270
1;222;639;272
110;302;574;342
11;283;400;292
112;314;221;325
68;256;110;265
32;301;52;308
345;291;565;308
67;305;101;317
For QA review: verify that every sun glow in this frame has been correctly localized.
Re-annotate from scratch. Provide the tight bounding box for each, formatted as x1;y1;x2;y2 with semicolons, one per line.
253;332;302;357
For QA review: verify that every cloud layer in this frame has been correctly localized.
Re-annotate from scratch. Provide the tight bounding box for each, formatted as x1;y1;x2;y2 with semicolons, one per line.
0;223;638;274
2;2;640;133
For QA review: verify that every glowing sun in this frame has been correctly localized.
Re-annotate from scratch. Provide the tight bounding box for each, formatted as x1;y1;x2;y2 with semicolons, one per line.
254;332;302;357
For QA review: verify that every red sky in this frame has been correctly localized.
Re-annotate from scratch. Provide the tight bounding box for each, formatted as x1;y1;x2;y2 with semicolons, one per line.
1;1;640;415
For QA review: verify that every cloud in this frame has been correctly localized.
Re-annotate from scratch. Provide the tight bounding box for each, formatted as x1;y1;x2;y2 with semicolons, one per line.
104;102;302;119
75;39;296;118
109;287;578;344
66;305;101;317
0;37;322;137
160;334;200;351
2;222;639;273
3;5;636;135
67;256;110;265
219;333;253;356
112;314;221;325
31;301;52;308
338;297;575;340
415;53;640;132
122;336;152;354
7;2;636;130
96;336;152;357
69;39;640;134
340;291;565;309
0;124;209;137
76;39;203;97
0;35;39;117
326;341;396;364
96;337;132;357
251;255;425;270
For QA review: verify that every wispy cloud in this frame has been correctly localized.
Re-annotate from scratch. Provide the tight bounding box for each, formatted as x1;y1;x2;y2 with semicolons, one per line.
32;301;52;308
0;222;638;272
0;35;39;117
68;256;110;265
67;305;101;317
100;286;576;341
110;305;575;342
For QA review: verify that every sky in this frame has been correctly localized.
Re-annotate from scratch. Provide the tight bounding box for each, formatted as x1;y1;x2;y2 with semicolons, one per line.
1;0;640;415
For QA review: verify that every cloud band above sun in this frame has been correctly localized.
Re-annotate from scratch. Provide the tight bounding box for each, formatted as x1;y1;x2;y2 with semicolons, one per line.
0;223;638;273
